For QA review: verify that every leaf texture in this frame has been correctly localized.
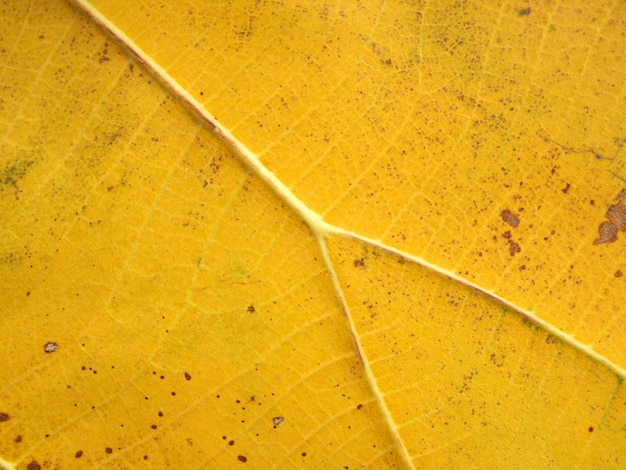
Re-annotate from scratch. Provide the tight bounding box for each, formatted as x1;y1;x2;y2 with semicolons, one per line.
1;0;625;468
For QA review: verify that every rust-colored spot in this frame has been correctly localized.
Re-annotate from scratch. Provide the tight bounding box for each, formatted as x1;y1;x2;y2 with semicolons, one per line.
228;440;235;446
246;305;255;313
0;412;9;422
593;189;626;245
44;342;59;353
353;258;365;267
501;209;519;227
75;450;83;458
562;182;571;194
616;270;623;278
237;455;247;463
14;435;22;443
105;447;113;454
184;372;191;381
27;462;41;470
508;240;521;256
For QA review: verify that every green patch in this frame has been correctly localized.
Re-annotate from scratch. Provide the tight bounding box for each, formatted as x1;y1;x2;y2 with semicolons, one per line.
1;158;35;191
521;316;541;331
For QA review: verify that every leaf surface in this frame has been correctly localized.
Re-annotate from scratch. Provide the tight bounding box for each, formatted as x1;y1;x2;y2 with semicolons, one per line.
1;0;625;468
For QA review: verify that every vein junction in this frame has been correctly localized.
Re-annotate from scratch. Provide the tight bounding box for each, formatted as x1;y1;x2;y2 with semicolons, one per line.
73;0;626;447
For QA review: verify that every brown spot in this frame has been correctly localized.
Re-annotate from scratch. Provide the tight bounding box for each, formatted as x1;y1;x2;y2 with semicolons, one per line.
588;426;594;432
508;241;521;256
301;452;307;457
228;440;235;446
357;404;363;410
247;305;255;313
237;455;247;463
44;342;59;353
27;462;41;470
0;412;9;422
562;182;571;194
75;450;83;458
353;258;365;267
615;270;623;278
502;231;512;239
273;416;284;427
501;209;519;227
105;447;113;454
184;372;191;381
15;435;22;443
593;189;626;245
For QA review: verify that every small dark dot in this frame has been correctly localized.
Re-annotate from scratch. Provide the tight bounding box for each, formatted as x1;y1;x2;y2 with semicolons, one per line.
0;412;10;422
237;455;247;463
75;450;83;458
589;426;594;432
144;455;149;460
356;404;363;410
222;436;227;440
171;391;176;396
26;291;30;296
247;305;255;313
105;447;113;454
158;411;163;417
184;372;191;381
14;435;22;443
27;461;41;470
151;424;157;430
228;440;235;446
301;452;307;457
615;270;623;278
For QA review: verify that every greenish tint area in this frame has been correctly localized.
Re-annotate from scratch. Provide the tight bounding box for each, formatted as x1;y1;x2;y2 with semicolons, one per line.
521;316;541;332
197;257;203;267
1;158;34;191
230;262;250;277
597;377;623;431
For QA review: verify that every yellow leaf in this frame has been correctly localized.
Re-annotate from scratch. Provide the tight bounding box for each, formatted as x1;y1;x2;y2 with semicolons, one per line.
1;0;625;468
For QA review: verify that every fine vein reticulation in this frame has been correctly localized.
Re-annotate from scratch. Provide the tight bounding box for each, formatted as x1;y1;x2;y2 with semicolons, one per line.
69;1;626;467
